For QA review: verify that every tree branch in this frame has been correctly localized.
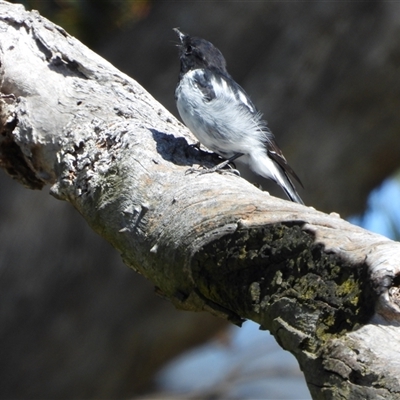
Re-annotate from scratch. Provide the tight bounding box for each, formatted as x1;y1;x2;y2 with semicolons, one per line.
1;2;400;398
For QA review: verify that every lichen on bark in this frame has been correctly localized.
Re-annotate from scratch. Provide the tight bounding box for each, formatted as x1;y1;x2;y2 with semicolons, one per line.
192;222;377;346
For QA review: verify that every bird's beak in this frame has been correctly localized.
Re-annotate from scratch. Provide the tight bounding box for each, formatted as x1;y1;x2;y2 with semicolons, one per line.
173;27;186;43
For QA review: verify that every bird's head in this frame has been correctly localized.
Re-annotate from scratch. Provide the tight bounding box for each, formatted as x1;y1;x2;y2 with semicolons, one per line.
173;28;227;74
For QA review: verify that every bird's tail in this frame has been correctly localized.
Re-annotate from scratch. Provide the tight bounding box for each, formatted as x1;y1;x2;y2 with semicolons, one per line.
278;173;304;205
248;151;304;205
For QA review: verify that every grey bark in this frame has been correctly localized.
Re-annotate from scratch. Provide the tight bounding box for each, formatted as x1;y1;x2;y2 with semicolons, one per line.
1;2;400;399
0;3;228;398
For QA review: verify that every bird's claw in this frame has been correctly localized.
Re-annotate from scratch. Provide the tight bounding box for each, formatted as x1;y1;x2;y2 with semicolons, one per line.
185;163;240;177
185;166;201;175
219;168;240;176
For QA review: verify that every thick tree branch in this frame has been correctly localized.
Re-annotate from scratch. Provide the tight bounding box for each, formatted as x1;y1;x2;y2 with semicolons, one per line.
1;2;400;398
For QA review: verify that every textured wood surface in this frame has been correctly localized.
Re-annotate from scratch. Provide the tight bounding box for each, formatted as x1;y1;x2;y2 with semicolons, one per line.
1;2;400;398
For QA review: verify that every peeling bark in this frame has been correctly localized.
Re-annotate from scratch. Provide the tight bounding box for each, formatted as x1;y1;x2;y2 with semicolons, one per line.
1;2;400;399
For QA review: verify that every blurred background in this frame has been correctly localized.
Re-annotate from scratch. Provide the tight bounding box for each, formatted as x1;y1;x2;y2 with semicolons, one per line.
2;1;400;399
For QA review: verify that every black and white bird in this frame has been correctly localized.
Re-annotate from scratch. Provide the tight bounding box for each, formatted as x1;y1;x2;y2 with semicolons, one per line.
173;28;304;204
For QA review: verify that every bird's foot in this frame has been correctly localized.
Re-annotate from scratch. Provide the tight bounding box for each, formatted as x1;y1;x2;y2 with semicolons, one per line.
185;160;240;177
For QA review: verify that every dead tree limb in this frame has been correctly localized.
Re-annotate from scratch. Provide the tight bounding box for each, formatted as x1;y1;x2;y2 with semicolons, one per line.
1;2;400;399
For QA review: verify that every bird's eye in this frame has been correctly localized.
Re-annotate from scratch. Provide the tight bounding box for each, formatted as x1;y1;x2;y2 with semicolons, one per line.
185;45;192;55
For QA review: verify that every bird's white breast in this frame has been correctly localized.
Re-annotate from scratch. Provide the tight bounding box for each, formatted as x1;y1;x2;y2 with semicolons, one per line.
175;69;266;157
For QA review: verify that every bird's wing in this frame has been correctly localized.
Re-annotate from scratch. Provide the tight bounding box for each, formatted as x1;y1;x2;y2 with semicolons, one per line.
226;77;304;188
219;73;258;115
193;69;258;114
192;69;303;187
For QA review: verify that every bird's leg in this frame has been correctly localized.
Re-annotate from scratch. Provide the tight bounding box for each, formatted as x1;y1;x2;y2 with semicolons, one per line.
206;152;243;172
186;153;243;176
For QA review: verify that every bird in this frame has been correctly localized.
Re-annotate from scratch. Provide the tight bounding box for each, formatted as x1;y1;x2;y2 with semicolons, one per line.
173;28;304;204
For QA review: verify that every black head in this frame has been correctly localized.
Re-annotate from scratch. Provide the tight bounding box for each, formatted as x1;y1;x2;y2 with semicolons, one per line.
174;28;228;75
